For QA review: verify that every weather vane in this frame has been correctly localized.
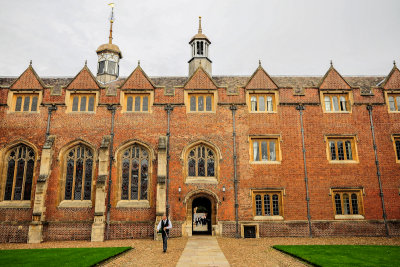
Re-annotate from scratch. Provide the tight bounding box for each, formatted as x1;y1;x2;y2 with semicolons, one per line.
108;3;115;44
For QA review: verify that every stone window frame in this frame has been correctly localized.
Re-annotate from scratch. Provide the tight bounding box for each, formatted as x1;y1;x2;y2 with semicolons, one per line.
246;90;279;114
57;140;97;208
120;90;154;113
391;134;400;163
249;135;282;164
0;140;38;208
385;91;400;113
65;90;99;114
251;189;284;221
181;140;222;185
324;135;359;164
7;90;43;114
330;188;365;220
114;140;154;208
320;90;353;113
184;90;217;114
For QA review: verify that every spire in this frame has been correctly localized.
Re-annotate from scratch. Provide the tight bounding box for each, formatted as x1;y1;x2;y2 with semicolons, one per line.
198;16;202;34
108;3;115;44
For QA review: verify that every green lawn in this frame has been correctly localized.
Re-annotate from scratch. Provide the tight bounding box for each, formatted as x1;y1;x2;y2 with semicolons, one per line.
273;245;400;267
0;247;131;267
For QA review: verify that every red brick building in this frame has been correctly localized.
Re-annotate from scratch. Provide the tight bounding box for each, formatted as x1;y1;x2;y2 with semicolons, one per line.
0;18;399;243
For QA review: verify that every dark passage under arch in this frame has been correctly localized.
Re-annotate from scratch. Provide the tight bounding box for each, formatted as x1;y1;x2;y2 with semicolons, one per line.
192;197;212;235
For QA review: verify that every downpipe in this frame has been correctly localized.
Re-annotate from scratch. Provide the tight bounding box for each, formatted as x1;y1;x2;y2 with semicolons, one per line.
165;104;173;217
230;105;239;238
106;105;116;240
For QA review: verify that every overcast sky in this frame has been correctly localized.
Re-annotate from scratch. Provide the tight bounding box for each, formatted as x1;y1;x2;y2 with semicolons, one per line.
0;0;399;77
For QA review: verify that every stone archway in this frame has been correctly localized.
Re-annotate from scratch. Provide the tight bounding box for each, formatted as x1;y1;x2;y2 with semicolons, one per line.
182;189;220;236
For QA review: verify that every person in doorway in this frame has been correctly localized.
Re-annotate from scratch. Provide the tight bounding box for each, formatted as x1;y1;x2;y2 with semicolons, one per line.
157;213;172;253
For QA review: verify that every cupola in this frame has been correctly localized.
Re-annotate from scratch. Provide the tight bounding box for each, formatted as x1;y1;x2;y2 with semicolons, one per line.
188;17;212;77
96;3;122;84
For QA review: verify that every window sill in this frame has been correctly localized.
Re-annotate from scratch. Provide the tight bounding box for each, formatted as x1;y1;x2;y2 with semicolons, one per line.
323;111;351;114
328;160;358;164
0;201;31;208
67;112;96;114
335;214;364;220
250;161;281;165
116;200;150;208
187;111;216;114
185;177;218;184
249;111;277;114
253;215;283;221
122;111;150;114
7;111;40;114
58;200;92;208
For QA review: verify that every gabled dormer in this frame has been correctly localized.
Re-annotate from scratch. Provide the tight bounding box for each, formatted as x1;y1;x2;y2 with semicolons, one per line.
184;66;218;113
64;63;104;113
188;17;212;77
245;61;279;113
7;62;48;113
119;62;155;113
319;62;353;113
381;61;400;112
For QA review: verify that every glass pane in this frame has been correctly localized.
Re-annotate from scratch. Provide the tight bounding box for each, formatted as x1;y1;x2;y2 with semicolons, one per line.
80;96;87;112
396;141;400;160
329;141;336;160
251;96;257;111
351;193;359;214
269;141;276;161
253;141;259;161
74;158;83;200
255;195;262;216
83;158;92;200
397;96;400;111
140;158;148;200
23;96;30;112
190;96;196;111
88;96;95;112
259;96;265;112
332;96;339;111
108;61;116;74
23;159;34;200
142;96;149;112
335;194;342;214
98;61;105;74
337;141;344;160
31;97;38;112
126;96;133;111
324;96;331;111
345;141;353;160
72;96;79;111
15;96;22;111
135;96;141;112
4;158;15;200
13;158;25;200
264;194;270;216
343;194;350;215
272;194;279;215
207;158;214;176
188;158;196;176
198;158;205;176
340;96;347;111
389;96;395;111
65;158;74;200
121;158;130;200
198;96;204;111
267;96;273;112
261;141;268;161
131;160;139;200
206;96;212;111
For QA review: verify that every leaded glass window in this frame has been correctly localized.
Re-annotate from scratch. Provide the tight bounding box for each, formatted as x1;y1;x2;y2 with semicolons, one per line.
64;145;93;201
249;94;275;112
387;94;400;112
395;139;400;160
125;94;150;112
70;94;95;112
255;195;262;216
333;190;362;216
251;138;279;162
253;191;282;217
188;94;213;112
4;144;35;201
328;138;356;161
334;194;342;214
13;94;39;112
121;145;149;200
187;145;215;177
324;94;350;112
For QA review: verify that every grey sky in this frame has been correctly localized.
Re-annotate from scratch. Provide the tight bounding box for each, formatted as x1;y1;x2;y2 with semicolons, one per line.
0;0;399;77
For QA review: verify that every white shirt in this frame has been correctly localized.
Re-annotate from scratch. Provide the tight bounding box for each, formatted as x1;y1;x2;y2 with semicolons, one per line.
157;219;172;231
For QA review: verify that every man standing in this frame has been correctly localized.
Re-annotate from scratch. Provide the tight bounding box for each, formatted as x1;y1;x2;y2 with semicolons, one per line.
157;214;172;253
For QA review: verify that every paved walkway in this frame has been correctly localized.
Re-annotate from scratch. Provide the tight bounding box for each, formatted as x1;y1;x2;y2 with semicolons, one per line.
176;236;230;267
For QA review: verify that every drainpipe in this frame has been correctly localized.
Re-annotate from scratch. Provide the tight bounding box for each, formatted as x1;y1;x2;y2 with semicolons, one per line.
106;105;116;240
165;104;173;217
45;105;57;138
367;105;390;237
296;105;312;237
230;105;239;238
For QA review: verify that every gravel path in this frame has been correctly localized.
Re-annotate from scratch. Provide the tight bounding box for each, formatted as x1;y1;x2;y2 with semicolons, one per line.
217;237;400;267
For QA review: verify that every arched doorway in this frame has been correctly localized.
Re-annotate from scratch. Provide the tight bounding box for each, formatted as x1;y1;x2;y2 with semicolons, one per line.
192;197;212;235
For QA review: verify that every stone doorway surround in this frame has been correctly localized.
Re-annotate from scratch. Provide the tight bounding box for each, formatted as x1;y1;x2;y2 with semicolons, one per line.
182;189;221;237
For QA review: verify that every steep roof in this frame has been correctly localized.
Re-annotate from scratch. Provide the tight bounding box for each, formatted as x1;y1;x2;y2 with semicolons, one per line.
245;63;279;89
9;63;48;90
119;64;155;90
64;63;104;90
319;63;352;89
184;66;218;89
380;63;400;89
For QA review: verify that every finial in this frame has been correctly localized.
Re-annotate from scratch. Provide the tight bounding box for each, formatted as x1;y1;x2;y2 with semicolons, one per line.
330;60;333;67
29;60;32;66
108;3;115;44
138;60;140;66
259;60;261;67
394;60;396;67
85;60;87;66
198;16;202;34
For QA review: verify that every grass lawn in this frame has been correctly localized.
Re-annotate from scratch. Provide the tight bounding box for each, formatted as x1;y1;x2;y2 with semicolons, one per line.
273;245;400;267
0;247;131;267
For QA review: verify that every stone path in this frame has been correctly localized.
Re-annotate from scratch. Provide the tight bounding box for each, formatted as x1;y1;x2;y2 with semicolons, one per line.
176;236;230;267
